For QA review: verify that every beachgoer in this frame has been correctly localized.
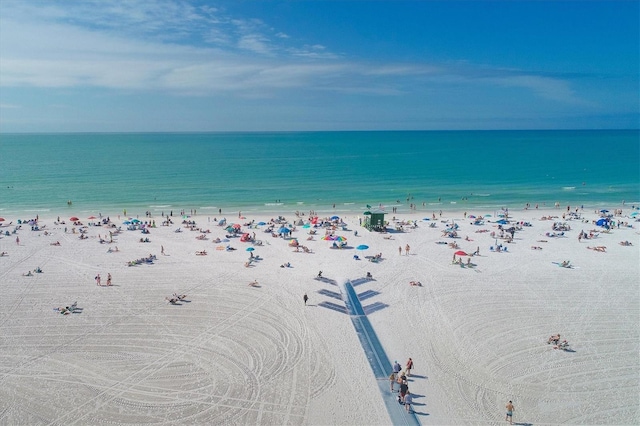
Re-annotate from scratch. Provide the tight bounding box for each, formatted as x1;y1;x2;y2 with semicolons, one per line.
399;381;409;402
406;358;414;376
404;391;413;413
399;246;402;255
16;236;19;245
303;293;308;305
389;372;397;392
393;360;402;374
405;244;410;255
161;245;165;255
95;274;101;286
505;401;514;424
106;273;112;286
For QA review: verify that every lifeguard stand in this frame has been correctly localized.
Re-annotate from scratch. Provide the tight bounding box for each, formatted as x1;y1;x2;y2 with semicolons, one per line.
363;207;386;231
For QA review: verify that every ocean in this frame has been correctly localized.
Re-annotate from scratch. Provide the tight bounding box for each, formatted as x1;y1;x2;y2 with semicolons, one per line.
1;130;638;217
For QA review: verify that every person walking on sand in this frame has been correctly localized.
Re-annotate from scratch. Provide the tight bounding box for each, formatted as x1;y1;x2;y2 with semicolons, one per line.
389;371;397;392
95;274;101;286
16;236;20;245
393;360;402;375
161;245;165;255
106;273;112;286
405;244;410;255
505;400;514;424
406;358;414;376
398;246;402;255
303;293;308;305
404;391;413;413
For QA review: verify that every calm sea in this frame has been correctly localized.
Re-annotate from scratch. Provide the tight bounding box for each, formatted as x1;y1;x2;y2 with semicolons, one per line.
0;130;638;217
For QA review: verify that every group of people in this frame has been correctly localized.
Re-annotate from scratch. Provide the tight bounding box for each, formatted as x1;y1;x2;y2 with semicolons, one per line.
95;273;112;286
390;358;415;413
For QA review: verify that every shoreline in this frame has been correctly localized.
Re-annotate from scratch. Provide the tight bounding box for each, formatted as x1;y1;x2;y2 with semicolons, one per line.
1;203;638;424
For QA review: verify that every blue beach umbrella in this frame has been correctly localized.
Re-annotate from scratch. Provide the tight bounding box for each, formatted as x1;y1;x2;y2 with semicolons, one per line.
278;227;290;234
257;221;266;225
356;245;369;250
246;247;255;252
331;216;340;220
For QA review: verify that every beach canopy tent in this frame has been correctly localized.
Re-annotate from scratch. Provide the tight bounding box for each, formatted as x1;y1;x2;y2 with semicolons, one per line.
363;207;386;231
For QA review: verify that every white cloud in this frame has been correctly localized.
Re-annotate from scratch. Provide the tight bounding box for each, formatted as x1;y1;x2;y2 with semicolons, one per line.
0;0;590;108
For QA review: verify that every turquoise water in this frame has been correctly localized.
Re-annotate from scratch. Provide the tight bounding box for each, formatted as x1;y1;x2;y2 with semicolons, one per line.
0;130;638;216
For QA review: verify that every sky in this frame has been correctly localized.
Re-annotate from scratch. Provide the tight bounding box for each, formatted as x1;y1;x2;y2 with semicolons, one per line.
0;0;638;132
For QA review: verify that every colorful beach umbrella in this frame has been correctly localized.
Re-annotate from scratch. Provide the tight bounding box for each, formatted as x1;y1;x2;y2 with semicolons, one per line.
454;250;468;256
232;223;242;229
69;216;79;221
334;236;347;242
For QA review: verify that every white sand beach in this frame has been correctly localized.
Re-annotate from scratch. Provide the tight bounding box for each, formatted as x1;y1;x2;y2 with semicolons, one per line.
1;207;638;425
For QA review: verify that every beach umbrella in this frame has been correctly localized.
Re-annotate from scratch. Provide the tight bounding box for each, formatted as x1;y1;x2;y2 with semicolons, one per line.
631;212;638;217
330;215;340;220
302;224;310;228
484;214;492;217
246;247;255;252
69;216;79;221
454;250;468;256
356;245;369;250
278;227;290;234
468;215;476;219
0;218;5;222
334;236;347;242
88;216;97;219
257;221;266;225
123;220;131;225
131;219;141;223
321;235;333;240
232;223;242;229
600;209;609;213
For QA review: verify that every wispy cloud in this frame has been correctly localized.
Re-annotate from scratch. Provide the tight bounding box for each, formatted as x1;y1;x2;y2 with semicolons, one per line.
0;0;589;106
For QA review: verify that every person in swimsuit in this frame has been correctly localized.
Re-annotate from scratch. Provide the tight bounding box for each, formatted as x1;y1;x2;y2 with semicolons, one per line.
505;400;514;424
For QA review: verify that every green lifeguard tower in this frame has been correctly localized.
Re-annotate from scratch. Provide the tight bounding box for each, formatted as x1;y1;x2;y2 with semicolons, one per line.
363;205;386;231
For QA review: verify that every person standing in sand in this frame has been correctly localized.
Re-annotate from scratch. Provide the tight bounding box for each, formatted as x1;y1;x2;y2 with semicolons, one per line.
16;236;20;245
303;293;308;305
404;391;413;413
399;246;402;255
95;274;101;286
405;358;414;376
505;400;514;424
389;371;397;392
405;244;410;255
106;273;112;286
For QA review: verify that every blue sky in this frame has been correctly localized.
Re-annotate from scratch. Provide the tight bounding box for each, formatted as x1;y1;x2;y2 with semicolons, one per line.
0;0;638;132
